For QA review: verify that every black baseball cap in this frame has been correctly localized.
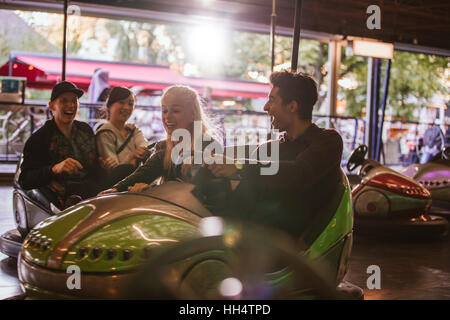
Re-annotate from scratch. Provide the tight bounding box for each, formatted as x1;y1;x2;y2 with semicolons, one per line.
50;81;84;101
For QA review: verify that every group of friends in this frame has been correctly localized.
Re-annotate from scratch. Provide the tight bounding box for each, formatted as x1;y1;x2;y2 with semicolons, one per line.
18;70;343;237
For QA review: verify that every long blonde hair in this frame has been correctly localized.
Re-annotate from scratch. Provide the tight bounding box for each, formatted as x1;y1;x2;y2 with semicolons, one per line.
161;85;220;175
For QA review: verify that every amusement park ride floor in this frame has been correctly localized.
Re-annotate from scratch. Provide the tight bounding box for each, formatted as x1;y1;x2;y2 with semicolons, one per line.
0;184;449;300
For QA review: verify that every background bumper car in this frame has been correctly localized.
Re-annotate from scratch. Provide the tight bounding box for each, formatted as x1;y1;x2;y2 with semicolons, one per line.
0;158;58;259
401;147;450;218
347;145;449;240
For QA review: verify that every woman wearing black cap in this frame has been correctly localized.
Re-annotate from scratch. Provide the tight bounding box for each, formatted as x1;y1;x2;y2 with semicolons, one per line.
96;86;149;186
18;81;100;209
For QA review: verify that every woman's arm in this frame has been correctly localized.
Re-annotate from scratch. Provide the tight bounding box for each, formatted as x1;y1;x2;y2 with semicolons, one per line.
112;149;165;191
133;127;149;148
125;127;150;166
96;130;119;164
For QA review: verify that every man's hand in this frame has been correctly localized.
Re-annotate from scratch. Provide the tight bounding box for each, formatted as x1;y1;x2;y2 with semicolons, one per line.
128;183;149;193
207;163;238;177
98;188;118;196
52;158;83;175
203;153;240;178
100;157;119;170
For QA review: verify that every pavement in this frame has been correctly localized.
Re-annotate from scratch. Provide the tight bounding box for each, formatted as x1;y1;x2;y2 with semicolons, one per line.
0;185;23;299
0;183;449;300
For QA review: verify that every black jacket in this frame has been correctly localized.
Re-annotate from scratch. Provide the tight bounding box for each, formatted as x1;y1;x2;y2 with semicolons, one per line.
237;123;344;236
19;119;99;190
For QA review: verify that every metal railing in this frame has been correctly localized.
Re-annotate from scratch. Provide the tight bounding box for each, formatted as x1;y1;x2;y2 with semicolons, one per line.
0;102;367;165
5;101;444;169
380;119;447;167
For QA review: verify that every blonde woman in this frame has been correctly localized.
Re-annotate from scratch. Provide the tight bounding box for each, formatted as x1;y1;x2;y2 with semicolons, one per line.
98;85;219;195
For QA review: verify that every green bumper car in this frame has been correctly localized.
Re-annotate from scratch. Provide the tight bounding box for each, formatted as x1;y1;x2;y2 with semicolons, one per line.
17;167;361;299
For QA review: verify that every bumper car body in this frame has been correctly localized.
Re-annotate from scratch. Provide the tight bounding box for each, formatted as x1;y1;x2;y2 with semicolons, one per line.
402;159;450;217
15;166;359;299
348;145;449;239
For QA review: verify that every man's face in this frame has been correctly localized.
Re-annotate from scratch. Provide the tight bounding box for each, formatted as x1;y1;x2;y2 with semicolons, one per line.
49;92;79;126
263;86;292;132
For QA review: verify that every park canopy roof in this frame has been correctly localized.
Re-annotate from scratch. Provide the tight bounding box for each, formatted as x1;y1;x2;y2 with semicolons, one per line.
0;52;270;99
1;0;449;53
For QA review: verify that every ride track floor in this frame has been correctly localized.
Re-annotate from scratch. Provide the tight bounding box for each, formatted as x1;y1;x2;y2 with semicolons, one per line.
0;184;449;300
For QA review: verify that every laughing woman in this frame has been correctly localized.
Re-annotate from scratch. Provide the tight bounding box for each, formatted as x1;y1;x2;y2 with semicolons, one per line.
98;85;220;195
96;86;150;187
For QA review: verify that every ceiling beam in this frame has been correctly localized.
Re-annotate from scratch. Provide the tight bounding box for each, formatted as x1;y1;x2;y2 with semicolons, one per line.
0;0;448;52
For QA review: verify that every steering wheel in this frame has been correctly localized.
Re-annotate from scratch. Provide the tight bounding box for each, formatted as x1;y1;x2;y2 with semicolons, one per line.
190;166;233;213
346;144;368;172
172;150;233;213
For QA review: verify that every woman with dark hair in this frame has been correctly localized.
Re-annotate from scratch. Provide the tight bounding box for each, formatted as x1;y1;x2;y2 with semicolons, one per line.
96;86;149;187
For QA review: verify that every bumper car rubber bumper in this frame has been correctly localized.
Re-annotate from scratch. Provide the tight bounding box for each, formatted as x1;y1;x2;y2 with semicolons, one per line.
429;200;450;218
0;229;23;258
18;257;136;299
354;215;449;240
19;257;365;300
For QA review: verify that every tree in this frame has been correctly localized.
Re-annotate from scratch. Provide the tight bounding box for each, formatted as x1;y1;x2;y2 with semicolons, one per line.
338;49;449;121
10;9;448;121
0;10;59;65
389;52;448;120
105;20;140;62
0;10;59;100
338;52;368;117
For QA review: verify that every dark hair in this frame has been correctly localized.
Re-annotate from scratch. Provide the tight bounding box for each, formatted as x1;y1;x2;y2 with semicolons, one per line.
269;70;318;121
106;86;135;108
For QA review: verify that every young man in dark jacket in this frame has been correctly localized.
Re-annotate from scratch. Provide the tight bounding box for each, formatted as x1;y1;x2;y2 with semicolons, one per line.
208;70;343;237
19;81;100;209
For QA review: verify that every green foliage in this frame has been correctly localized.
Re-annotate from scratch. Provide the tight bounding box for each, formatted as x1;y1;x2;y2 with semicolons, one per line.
105;20;139;62
339;48;449;121
0;32;12;66
299;40;328;111
26;88;51;101
0;11;59;65
389;51;448;120
339;52;368;117
224;31;271;79
4;10;448;120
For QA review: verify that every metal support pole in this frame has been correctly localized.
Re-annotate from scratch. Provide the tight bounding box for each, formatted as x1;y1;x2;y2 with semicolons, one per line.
369;58;381;159
8;52;13;76
439;104;445;134
290;0;303;71
270;0;277;72
30;111;35;134
62;0;68;81
365;58;373;149
375;59;391;161
326;40;341;121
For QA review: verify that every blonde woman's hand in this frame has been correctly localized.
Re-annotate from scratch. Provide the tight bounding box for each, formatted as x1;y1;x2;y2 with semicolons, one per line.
128;146;149;165
98;188;118;196
128;183;149;193
207;163;238;177
134;146;149;159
